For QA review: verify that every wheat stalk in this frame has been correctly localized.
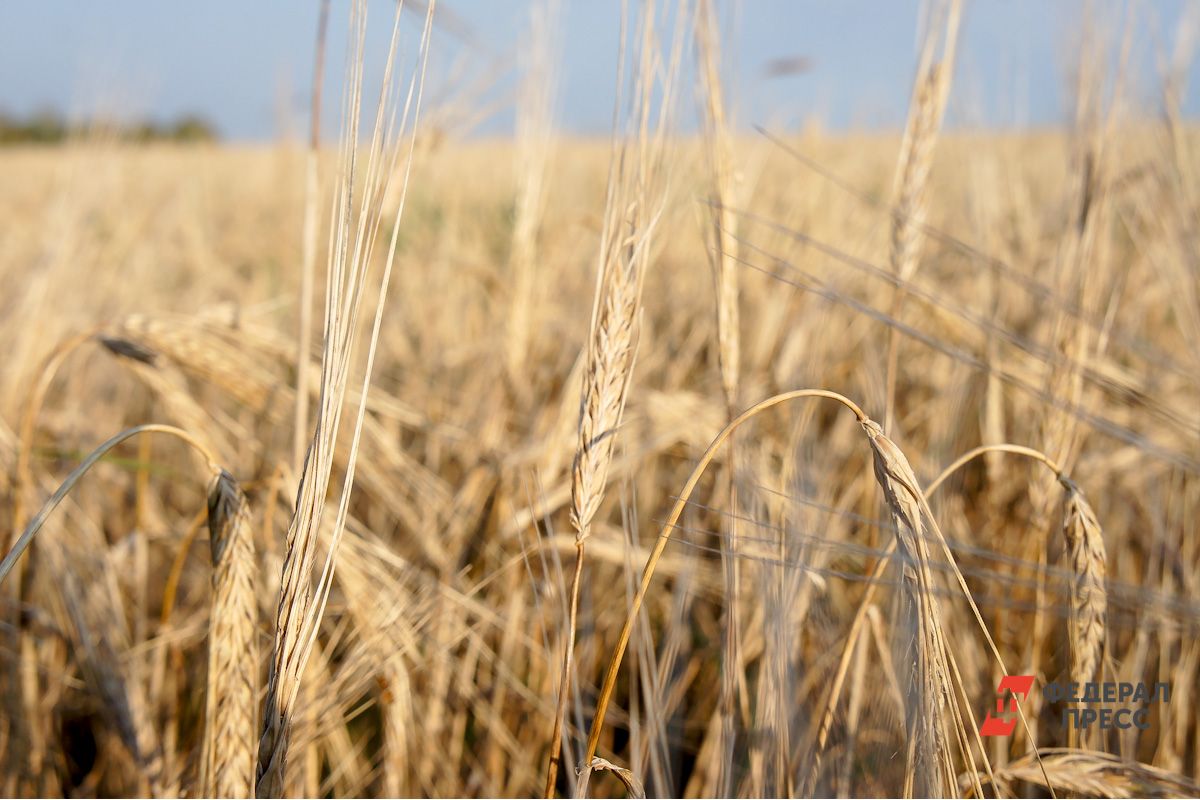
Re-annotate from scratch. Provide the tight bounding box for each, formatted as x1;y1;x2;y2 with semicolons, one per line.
0;424;222;797
200;470;259;798
1;425;220;585
256;2;436;794
294;0;331;475
295;12;331;775
695;4;742;791
380;656;413;798
577;756;645;799
581;389;868;782
696;0;739;415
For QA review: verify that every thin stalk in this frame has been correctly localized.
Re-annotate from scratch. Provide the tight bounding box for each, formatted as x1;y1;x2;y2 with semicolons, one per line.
581;389;867;769
294;0;331;473
545;540;587;797
1;424;219;586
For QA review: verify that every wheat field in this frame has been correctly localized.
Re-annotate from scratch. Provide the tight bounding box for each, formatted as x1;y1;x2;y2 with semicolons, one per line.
2;1;1200;798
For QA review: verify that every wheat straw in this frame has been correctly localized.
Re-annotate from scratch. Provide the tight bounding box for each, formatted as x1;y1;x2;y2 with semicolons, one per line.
256;2;436;794
695;3;742;791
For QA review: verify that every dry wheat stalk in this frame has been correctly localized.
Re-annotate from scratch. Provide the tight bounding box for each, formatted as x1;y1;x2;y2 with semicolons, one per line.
581;389;869;786
695;5;742;790
256;2;436;794
380;656;413;798
200;470;258;798
1;424;222;797
544;123;642;800
1059;478;1107;688
1030;66;1113;734
295;0;331;475
577;756;645;799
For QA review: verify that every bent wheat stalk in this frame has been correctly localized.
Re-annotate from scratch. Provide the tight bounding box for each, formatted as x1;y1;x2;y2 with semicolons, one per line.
808;443;1071;796
0;424;220;797
0;424;219;585
581;390;867;776
859;419;956;796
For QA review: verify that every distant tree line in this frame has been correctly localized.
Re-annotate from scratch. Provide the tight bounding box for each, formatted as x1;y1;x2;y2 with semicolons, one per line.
0;109;219;144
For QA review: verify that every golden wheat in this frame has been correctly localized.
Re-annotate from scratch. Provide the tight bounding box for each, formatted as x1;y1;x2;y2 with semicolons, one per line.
200;470;258;798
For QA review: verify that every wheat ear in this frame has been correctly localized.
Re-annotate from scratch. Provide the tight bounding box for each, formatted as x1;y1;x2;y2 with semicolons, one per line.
882;0;960;431
859;419;955;797
200;470;259;798
1059;478;1107;689
970;748;1199;798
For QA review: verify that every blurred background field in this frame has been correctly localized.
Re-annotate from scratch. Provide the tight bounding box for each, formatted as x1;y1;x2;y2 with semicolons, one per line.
2;2;1200;798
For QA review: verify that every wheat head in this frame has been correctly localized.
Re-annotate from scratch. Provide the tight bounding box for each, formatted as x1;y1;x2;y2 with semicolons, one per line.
1059;478;1107;688
860;418;954;798
201;470;258;798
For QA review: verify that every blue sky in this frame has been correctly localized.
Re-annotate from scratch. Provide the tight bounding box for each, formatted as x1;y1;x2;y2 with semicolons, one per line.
1;1;1196;140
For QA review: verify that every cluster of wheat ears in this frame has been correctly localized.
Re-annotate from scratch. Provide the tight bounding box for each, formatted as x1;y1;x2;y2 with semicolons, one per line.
2;0;1200;797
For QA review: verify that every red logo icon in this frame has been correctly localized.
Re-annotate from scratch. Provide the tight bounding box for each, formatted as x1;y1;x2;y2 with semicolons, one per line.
980;675;1035;737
